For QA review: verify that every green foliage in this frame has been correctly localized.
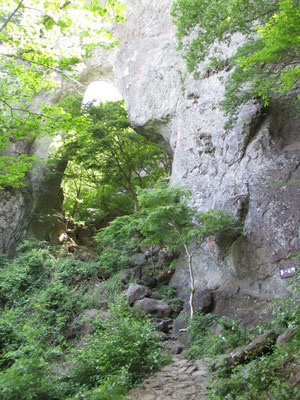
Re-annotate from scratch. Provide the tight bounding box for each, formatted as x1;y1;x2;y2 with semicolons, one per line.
136;182;238;251
185;313;251;360
0;242;163;399
95;213;142;263
0;246;52;304
0;335;61;400
0;0;124;188
271;270;300;332
96;182;239;318
208;334;300;399
91;272;126;304
201;272;300;399
157;285;183;316
98;248;133;274
171;0;300;124
64;298;162;396
95;182;238;262
56;100;171;223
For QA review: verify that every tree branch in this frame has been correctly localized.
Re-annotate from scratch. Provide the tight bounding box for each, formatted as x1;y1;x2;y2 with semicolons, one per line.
0;98;57;120
0;53;85;88
0;0;24;34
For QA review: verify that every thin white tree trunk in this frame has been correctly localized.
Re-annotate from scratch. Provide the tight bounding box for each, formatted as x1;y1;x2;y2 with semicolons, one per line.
184;244;195;320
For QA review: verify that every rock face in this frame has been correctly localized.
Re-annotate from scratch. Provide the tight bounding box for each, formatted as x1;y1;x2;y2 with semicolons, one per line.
0;93;67;256
112;0;300;323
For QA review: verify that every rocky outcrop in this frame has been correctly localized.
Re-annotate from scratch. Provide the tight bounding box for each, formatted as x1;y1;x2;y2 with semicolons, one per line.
112;0;300;323
0;89;68;255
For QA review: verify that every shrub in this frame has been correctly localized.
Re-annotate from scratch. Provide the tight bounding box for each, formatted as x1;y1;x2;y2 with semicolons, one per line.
208;334;300;399
54;257;100;285
0;247;53;304
62;298;162;397
0;335;62;400
185;313;251;360
98;248;132;274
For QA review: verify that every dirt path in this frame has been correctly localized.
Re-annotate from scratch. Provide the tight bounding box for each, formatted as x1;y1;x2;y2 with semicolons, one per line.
125;355;211;400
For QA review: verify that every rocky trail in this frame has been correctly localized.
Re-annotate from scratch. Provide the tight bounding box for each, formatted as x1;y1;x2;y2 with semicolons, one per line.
125;355;211;400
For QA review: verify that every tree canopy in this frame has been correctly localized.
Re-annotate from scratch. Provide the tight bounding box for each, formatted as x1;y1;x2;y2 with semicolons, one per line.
171;0;300;125
0;0;124;189
53;100;171;223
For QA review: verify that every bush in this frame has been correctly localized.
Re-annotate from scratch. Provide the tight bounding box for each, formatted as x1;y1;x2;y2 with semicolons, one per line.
98;248;132;274
0;242;164;400
28;281;85;343
54;257;100;285
0;246;53;304
62;298;163;397
185;313;251;360
271;271;300;332
0;334;62;400
208;334;300;399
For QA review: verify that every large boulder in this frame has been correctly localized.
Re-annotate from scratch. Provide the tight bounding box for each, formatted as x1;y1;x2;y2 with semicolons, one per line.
135;298;172;318
183;289;214;314
126;283;152;306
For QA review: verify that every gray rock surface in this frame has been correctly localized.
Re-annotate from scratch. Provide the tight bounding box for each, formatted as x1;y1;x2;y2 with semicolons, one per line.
126;283;152;306
125;355;210;400
135;298;172;318
113;0;300;323
120;266;142;284
183;289;213;314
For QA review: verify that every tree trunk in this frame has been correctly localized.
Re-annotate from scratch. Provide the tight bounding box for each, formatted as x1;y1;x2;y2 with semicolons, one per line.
184;245;195;320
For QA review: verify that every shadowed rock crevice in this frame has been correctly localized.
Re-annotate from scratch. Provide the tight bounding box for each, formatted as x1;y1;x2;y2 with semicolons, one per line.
133;117;174;156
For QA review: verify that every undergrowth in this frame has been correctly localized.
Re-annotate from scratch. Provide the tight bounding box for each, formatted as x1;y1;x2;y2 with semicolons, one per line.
186;271;300;400
185;313;251;360
0;240;299;399
0;241;164;400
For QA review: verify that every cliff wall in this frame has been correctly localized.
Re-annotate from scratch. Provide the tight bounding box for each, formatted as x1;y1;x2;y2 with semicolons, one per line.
112;0;300;323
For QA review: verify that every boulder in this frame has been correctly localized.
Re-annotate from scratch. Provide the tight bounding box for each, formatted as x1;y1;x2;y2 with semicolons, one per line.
157;318;173;333
135;298;172;318
183;289;213;314
120;266;142;284
126;283;152;306
131;252;148;266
